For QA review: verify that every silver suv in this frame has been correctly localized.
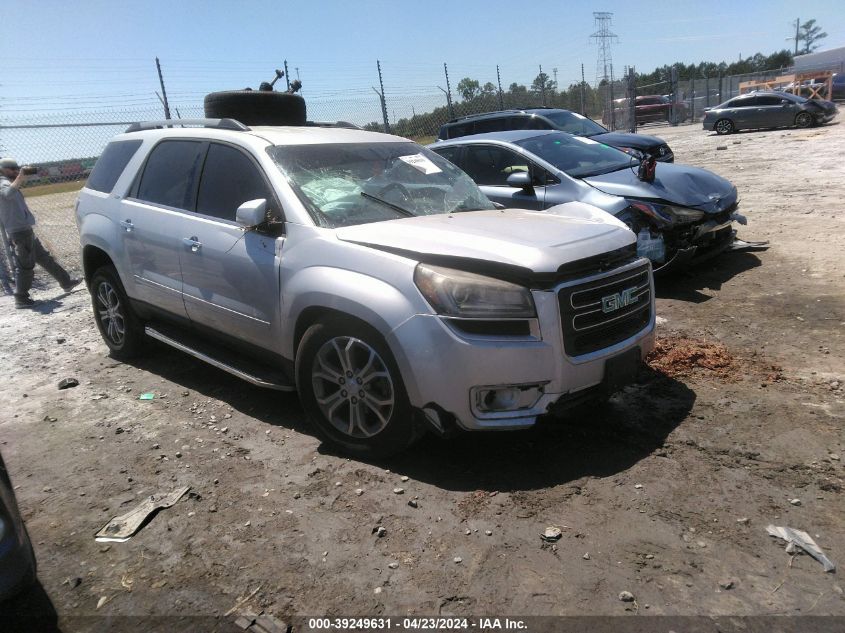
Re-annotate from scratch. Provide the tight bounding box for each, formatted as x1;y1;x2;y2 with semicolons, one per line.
76;118;655;456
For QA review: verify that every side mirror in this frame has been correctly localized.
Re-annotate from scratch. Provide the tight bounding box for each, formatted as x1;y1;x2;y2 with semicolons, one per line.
506;171;533;193
236;198;267;228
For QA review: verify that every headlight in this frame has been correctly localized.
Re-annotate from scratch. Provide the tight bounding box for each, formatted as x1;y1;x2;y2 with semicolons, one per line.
414;264;536;318
628;201;704;224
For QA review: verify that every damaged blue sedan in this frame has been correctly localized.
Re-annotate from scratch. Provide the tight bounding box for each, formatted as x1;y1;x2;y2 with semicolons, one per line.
430;130;766;272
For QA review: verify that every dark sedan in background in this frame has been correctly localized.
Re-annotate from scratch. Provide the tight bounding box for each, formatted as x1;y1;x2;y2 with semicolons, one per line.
430;131;762;272
703;91;838;134
437;108;676;162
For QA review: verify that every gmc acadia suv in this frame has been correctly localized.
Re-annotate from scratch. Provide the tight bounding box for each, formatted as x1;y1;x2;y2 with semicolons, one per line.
76;118;655;456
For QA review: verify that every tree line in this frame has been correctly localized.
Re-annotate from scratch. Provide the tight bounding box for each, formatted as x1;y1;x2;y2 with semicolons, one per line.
364;48;799;139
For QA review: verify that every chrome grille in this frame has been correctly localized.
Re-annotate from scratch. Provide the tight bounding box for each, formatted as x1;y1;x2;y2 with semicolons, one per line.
558;262;652;356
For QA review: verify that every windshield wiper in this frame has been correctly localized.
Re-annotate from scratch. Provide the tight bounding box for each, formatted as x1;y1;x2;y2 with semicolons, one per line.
360;192;416;217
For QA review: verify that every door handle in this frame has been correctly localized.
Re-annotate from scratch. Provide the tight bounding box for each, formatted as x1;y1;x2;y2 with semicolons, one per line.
182;237;202;253
120;219;134;233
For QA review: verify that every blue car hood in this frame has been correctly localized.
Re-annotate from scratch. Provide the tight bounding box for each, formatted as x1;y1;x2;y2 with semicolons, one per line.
583;163;737;212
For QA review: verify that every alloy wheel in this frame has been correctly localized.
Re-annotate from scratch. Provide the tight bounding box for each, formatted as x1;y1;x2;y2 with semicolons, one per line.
96;281;126;346
311;336;395;438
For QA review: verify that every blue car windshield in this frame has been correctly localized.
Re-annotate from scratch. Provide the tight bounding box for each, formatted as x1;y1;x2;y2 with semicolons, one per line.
515;132;635;178
540;111;607;136
269;142;493;228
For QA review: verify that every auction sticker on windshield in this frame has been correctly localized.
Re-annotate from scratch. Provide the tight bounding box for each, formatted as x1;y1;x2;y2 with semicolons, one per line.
399;153;442;174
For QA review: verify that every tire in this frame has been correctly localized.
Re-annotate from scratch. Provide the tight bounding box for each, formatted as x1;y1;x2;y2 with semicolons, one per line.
89;265;144;360
295;317;421;458
715;118;734;135
204;91;306;126
795;111;814;128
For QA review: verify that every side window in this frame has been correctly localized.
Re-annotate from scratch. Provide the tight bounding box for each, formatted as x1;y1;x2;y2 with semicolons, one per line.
462;145;530;187
196;144;272;222
728;97;754;108
446;123;473;139
87;140;143;193
136;141;205;210
756;95;782;106
472;118;505;134
525;116;551;130
432;146;462;168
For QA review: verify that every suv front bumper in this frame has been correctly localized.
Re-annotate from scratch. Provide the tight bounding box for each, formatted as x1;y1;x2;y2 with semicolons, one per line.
387;259;655;431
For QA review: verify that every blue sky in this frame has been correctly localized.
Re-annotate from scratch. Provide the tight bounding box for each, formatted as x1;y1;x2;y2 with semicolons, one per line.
1;0;843;159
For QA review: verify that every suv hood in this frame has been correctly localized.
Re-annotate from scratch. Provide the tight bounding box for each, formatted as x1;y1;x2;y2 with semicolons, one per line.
588;131;664;150
336;202;634;274
583;163;737;212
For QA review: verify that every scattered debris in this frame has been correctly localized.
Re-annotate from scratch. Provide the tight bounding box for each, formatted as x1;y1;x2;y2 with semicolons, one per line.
138;392;155;401
453;556;463;564
655;316;668;326
540;526;562;542
58;377;79;390
374;586;383;595
719;580;735;590
583;553;591;560
388;562;399;569
634;484;643;489
375;526;387;538
96;595;112;609
716;145;728;150
355;488;364;496
393;488;405;495
647;336;740;380
64;577;82;589
95;486;190;542
618;591;635;602
789;498;802;506
400;475;409;482
485;530;493;536
408;499;418;508
766;525;836;572
737;517;750;525
224;585;262;617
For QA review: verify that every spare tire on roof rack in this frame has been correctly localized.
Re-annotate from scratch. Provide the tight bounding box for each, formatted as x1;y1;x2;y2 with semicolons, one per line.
204;90;306;126
204;69;307;126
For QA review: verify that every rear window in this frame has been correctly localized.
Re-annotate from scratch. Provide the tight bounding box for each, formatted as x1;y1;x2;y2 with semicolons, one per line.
86;140;142;193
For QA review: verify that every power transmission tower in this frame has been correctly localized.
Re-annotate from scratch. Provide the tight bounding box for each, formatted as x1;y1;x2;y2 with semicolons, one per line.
590;12;618;87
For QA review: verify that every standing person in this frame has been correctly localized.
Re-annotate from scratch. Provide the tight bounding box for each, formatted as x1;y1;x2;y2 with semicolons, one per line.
0;158;80;309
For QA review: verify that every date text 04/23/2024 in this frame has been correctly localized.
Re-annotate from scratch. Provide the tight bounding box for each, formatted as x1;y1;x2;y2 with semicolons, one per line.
306;618;529;631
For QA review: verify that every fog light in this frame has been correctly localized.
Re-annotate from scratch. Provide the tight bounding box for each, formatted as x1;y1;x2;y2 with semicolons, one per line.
474;384;544;413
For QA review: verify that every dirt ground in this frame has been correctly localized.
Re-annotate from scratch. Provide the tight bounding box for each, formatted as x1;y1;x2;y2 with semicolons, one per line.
1;119;844;630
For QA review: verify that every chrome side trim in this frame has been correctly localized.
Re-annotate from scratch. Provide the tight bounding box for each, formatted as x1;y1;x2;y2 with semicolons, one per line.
144;326;294;391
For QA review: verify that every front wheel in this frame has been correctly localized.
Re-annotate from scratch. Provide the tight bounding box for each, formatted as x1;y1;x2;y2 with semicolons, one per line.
90;265;145;359
715;119;734;135
295;318;421;457
795;111;814;128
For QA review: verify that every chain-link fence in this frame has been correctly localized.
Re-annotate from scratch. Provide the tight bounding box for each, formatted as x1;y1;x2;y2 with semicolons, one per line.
2;58;843;286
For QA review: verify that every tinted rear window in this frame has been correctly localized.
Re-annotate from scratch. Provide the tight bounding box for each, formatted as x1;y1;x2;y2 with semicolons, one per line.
86;140;142;193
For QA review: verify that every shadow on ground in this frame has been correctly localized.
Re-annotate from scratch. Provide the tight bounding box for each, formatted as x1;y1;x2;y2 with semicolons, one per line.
127;344;694;493
0;580;61;633
656;251;762;303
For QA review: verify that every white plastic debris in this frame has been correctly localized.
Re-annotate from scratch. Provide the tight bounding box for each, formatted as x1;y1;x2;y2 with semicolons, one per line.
766;525;836;572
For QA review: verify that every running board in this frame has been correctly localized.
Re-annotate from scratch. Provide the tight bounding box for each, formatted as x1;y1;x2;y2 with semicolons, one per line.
144;326;295;392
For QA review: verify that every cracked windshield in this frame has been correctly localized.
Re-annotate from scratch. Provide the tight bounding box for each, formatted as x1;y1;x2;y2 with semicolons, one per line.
269;142;492;227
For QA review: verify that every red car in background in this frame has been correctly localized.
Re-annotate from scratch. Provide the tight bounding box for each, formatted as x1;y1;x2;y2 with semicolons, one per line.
605;95;688;126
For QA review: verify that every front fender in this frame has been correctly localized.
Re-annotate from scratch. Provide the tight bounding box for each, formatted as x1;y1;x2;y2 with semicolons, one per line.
78;214;131;289
280;266;425;360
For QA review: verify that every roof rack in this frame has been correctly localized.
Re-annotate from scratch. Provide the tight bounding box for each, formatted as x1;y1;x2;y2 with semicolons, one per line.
125;118;250;133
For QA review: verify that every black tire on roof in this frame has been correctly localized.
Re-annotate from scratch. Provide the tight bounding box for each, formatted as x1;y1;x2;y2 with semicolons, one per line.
203;91;307;126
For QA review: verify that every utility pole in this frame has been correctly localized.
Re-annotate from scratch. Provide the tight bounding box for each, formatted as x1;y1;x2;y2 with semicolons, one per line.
590;12;617;130
437;86;454;120
443;63;454;119
496;65;504;109
609;63;615;130
155;57;171;120
284;60;291;90
376;60;390;134
580;63;586;115
794;18;800;55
